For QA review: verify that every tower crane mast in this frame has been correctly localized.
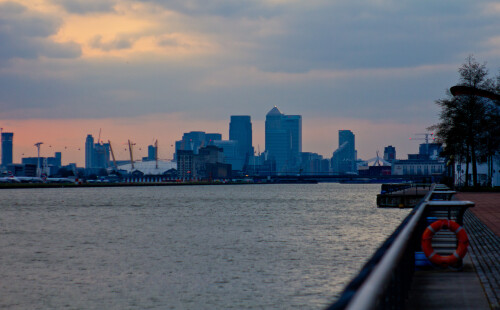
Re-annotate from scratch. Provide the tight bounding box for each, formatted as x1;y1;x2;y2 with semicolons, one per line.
108;140;118;171
128;140;135;170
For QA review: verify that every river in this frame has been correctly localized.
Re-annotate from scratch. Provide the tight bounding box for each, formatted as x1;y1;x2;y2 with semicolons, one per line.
0;183;409;309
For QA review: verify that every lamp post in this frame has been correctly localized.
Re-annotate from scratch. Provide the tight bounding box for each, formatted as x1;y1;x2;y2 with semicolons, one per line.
34;142;43;177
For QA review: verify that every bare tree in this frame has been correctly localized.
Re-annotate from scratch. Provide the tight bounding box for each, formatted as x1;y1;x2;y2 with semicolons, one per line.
431;55;498;187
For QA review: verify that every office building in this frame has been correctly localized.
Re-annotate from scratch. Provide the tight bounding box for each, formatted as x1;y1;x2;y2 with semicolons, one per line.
1;132;14;167
331;130;357;174
148;145;157;161
177;145;230;180
265;106;302;173
85;134;110;170
384;145;396;162
213;140;243;171
22;152;62;176
229;116;254;164
175;131;222;159
85;135;94;169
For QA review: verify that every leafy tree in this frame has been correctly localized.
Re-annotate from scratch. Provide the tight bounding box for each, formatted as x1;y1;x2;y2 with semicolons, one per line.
431;55;499;187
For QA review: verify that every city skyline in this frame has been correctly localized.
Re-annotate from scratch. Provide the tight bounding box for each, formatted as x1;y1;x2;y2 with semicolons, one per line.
1;110;429;167
1;0;499;165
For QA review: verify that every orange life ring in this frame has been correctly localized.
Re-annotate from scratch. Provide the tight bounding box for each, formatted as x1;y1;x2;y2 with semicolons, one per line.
421;219;469;267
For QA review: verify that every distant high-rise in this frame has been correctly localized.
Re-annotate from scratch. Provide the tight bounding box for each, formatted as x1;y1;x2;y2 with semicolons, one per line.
148;145;157;161
1;132;14;167
229;115;254;163
85;135;94;169
265;106;302;173
93;142;110;169
384;145;396;162
175;131;222;159
331;130;357;174
85;134;110;170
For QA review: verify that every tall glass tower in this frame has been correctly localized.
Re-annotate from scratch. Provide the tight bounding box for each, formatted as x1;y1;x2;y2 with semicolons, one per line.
229;115;254;161
85;134;94;169
1;132;14;167
332;130;357;174
265;106;302;173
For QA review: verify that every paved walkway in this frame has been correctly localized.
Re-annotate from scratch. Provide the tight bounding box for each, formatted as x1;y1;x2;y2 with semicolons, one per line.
406;191;500;309
458;192;500;310
456;192;500;237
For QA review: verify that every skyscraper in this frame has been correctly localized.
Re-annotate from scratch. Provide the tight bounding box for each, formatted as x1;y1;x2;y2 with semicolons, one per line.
85;134;94;169
229;115;254;163
1;132;14;167
85;134;110;170
265;106;302;173
331;130;357;174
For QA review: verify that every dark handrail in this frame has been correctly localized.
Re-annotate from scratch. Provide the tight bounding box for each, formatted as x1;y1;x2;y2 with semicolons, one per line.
326;185;437;310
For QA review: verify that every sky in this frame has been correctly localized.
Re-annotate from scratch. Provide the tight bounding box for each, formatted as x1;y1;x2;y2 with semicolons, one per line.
1;0;499;165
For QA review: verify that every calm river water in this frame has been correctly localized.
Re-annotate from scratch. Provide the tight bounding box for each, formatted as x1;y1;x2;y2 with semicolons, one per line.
0;183;409;309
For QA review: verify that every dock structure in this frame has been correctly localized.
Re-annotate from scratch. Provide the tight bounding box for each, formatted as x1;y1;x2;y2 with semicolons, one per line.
327;184;500;310
376;183;431;208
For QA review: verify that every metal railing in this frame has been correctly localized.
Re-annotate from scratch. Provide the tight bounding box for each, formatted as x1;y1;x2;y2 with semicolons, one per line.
326;184;475;309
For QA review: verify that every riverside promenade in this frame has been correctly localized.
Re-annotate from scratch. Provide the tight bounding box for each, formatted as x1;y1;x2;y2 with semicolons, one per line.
407;192;500;309
459;192;500;309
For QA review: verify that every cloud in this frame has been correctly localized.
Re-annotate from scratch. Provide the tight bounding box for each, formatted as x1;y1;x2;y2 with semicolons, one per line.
51;0;117;14
0;1;81;62
139;0;280;18
89;34;137;51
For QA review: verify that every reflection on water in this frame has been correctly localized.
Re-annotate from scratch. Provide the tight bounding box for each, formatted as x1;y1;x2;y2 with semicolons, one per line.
0;183;409;309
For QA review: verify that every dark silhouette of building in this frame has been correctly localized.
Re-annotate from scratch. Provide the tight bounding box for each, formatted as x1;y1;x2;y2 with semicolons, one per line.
177;145;231;180
85;134;110;171
384;145;396;162
331;130;357;174
265;106;302;174
175;131;222;159
1;132;14;167
229;115;254;168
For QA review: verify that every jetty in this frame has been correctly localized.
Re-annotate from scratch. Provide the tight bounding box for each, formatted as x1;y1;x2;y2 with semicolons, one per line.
376;183;432;208
327;184;500;309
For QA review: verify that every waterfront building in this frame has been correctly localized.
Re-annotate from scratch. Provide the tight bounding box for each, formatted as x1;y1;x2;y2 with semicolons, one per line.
384;145;396;162
7;163;37;177
391;159;445;176
229;115;254;167
265;106;302;174
331;130;357;174
1;132;14;167
177;150;196;180
300;152;329;175
174;131;222;159
177;145;229;180
213;140;243;171
22;152;62;176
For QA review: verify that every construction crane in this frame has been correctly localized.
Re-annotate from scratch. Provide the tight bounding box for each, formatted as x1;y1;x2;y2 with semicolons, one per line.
108;140;118;171
409;133;436;158
409;133;435;144
128;140;136;170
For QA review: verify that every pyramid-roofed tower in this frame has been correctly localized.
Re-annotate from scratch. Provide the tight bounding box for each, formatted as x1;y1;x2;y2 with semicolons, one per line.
266;106;282;116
